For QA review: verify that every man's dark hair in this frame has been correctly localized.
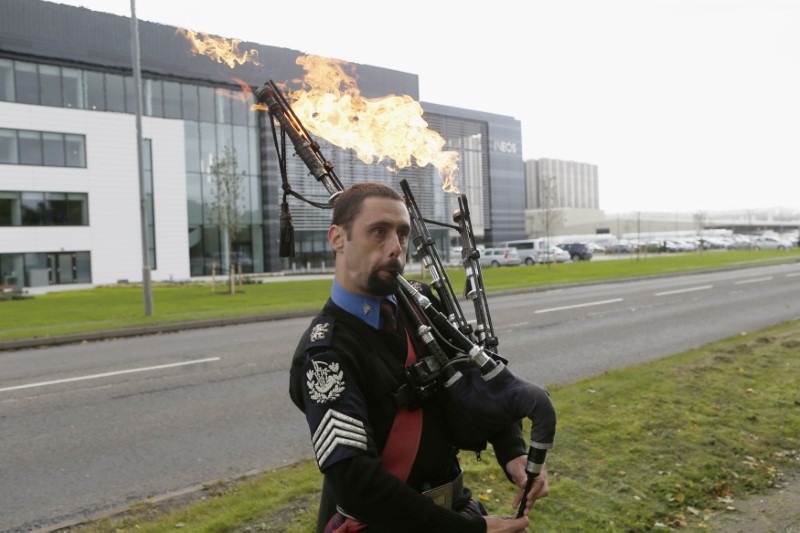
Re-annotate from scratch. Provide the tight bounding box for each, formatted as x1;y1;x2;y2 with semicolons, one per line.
332;182;404;236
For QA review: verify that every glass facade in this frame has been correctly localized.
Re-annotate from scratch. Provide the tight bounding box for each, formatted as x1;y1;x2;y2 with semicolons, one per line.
0;251;91;287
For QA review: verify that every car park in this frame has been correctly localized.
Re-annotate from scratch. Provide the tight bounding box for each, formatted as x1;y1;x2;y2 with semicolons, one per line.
480;247;522;267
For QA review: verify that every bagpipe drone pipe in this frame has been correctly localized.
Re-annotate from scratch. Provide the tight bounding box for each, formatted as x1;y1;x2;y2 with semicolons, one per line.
254;80;556;517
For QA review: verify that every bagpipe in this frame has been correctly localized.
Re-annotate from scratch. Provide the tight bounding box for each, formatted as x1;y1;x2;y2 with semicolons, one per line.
254;81;556;517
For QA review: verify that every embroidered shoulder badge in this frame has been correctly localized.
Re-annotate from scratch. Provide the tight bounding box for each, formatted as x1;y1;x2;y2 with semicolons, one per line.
309;322;330;343
307;360;346;404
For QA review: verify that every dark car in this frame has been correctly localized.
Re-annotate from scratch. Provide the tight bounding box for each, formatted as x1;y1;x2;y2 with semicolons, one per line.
557;243;593;261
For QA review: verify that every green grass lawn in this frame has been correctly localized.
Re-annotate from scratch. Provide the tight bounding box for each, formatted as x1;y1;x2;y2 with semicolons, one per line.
67;320;800;532
2;249;798;343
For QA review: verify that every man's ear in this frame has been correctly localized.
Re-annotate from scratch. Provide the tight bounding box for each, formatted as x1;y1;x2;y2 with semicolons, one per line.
329;224;345;253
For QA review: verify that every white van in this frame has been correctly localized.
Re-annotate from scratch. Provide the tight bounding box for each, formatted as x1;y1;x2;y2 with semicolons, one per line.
497;239;548;265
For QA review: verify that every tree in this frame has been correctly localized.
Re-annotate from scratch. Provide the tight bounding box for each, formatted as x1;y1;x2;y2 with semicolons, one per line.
536;175;562;266
207;145;246;294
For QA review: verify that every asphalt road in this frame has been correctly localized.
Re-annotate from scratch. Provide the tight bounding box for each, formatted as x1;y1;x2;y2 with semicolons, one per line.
1;262;799;531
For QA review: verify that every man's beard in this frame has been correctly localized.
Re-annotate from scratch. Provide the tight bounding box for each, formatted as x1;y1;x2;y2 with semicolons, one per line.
366;258;403;296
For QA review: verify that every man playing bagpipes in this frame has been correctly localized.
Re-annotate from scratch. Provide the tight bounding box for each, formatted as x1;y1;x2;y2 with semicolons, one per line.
289;183;548;532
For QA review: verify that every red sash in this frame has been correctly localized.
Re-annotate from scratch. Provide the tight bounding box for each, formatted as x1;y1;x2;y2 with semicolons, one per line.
334;332;423;532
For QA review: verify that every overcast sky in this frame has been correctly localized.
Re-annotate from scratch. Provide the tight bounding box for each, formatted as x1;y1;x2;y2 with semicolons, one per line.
54;0;800;214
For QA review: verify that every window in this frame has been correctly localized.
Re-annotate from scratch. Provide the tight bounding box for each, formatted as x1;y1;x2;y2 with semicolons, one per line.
85;70;105;110
21;192;44;225
42;132;66;166
0;191;88;226
65;134;86;167
0;129;18;164
14;62;39;105
0;59;14;101
62;68;85;109
105;73;125;112
162;81;181;119
144;78;163;117
0;129;86;168
18;131;43;165
181;84;199;121
198;85;215;123
39;64;62;107
0;191;21;225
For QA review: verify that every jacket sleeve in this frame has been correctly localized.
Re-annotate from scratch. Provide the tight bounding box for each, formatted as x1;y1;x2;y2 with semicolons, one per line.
326;455;486;533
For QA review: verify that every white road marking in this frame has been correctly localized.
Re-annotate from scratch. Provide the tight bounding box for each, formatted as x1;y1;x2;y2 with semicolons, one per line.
787;273;800;278
0;357;221;393
534;298;623;314
735;277;773;285
655;285;713;296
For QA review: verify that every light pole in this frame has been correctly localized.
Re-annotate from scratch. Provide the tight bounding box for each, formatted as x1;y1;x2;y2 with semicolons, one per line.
130;0;153;316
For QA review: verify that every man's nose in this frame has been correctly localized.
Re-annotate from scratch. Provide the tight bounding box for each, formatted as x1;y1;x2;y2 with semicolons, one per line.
386;231;403;256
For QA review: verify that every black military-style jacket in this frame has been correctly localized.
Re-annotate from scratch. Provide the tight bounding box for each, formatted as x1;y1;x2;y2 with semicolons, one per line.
289;288;524;532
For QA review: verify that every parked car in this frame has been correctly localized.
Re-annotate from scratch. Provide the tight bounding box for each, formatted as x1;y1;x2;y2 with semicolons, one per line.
751;236;793;250
498;239;549;265
540;246;571;264
557;242;593;261
480;247;522;267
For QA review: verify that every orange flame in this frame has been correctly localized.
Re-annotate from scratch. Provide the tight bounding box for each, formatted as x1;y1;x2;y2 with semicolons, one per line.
177;28;260;69
176;28;459;193
289;56;460;193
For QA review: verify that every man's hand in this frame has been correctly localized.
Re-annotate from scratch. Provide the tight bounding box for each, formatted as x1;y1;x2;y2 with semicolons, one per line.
506;455;549;516
485;515;529;532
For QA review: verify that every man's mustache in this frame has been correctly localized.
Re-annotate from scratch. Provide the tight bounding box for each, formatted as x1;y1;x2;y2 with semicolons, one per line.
374;258;403;273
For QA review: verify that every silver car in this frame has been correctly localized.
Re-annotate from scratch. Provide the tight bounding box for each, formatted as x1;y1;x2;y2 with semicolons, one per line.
480;247;522;267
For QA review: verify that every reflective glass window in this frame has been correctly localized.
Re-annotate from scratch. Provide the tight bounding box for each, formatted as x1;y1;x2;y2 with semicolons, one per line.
21;192;44;225
216;123;234;158
67;193;88;225
85;70;105;110
14;62;39;105
249;175;262;223
0;129;18;164
184;121;201;172
199;122;216;171
181;84;199;121
144;78;163;117
186;172;203;225
39;65;62;107
198;85;215;123
233;125;249;174
231;91;249;126
163;81;181;119
45;192;68;225
62;68;85;109
75;251;92;283
124;76;137;113
0;191;20;226
105;73;125;112
65;134;86;167
0;59;15;101
18;131;43;165
249;125;259;175
215;90;232;124
42;132;66;166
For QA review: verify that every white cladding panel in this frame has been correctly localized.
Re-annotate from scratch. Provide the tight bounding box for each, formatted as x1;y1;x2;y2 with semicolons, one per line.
0;102;189;284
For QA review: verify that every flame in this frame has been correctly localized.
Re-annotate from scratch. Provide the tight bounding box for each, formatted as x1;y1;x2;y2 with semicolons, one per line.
176;28;460;193
177;28;260;69
289;56;460;193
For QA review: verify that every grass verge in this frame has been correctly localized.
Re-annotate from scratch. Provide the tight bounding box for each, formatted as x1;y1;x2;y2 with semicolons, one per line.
2;249;799;342
64;320;800;532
